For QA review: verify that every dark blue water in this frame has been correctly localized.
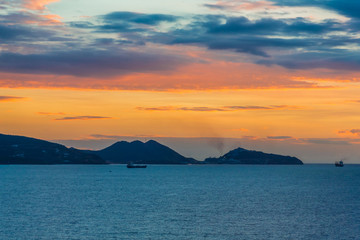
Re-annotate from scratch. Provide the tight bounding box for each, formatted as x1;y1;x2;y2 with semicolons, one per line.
1;165;359;240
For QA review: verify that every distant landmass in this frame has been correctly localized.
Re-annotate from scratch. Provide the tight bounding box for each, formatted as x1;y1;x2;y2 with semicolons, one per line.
205;147;303;165
87;140;199;164
0;134;105;164
0;133;303;165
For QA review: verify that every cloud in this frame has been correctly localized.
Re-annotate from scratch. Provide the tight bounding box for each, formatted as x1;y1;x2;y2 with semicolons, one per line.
68;21;95;29
266;136;357;145
103;11;178;25
179;107;228;111
302;138;351;145
69;11;350;60
76;11;180;33
0;96;25;102
338;129;360;136
150;15;349;58
136;106;229;111
4;6;357;79
204;1;276;11
23;0;60;11
89;134;122;140
272;0;360;19
203;3;229;10
54;116;112;121
0;58;322;90
258;51;360;71
351;129;360;134
206;16;340;35
1;6;360;91
0;11;65;44
267;136;293;139
0;1;63;24
241;136;360;145
0;23;53;41
137;105;298;111
0;49;188;77
225;105;294;110
0;11;61;26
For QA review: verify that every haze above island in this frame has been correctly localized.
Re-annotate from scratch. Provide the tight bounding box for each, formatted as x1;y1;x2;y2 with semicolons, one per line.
1;0;360;163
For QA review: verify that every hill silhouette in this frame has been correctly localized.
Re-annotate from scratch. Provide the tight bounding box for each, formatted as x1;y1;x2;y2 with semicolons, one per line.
205;147;303;165
89;140;199;164
0;133;302;165
0;133;105;164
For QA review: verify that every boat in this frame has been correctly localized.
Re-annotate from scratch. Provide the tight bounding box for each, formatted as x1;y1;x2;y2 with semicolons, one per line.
127;162;147;168
335;160;344;167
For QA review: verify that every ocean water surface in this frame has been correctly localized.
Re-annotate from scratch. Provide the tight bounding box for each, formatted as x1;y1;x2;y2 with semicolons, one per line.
0;164;359;240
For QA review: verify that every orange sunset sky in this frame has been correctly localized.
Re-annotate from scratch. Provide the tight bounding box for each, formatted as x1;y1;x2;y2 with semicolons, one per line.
1;0;360;162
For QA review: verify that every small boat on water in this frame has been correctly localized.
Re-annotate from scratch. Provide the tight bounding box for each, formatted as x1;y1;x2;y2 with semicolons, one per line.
127;162;147;168
335;160;344;167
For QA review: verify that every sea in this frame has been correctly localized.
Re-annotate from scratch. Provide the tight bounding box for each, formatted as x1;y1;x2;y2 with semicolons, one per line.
0;164;359;240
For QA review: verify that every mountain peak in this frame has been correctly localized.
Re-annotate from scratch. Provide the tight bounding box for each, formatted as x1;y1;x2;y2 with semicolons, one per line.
145;139;160;145
97;139;198;164
231;147;248;152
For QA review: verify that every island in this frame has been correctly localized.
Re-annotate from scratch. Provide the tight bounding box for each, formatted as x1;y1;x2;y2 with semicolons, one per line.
86;140;199;164
204;147;303;165
0;134;105;164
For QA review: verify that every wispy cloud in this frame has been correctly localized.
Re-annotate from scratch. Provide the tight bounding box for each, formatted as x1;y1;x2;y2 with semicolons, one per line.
137;106;229;112
338;129;360;136
203;3;229;10
302;138;351;145
23;0;60;11
267;136;293;140
90;134;122;139
0;96;25;102
265;136;358;145
272;0;360;19
0;50;188;77
350;129;360;134
54;115;112;121
225;105;297;110
204;0;276;11
245;135;358;145
0;11;62;26
137;105;298;112
2;0;64;25
102;11;178;26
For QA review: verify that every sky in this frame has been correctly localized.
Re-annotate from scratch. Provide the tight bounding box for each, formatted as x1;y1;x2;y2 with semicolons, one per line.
1;0;360;163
